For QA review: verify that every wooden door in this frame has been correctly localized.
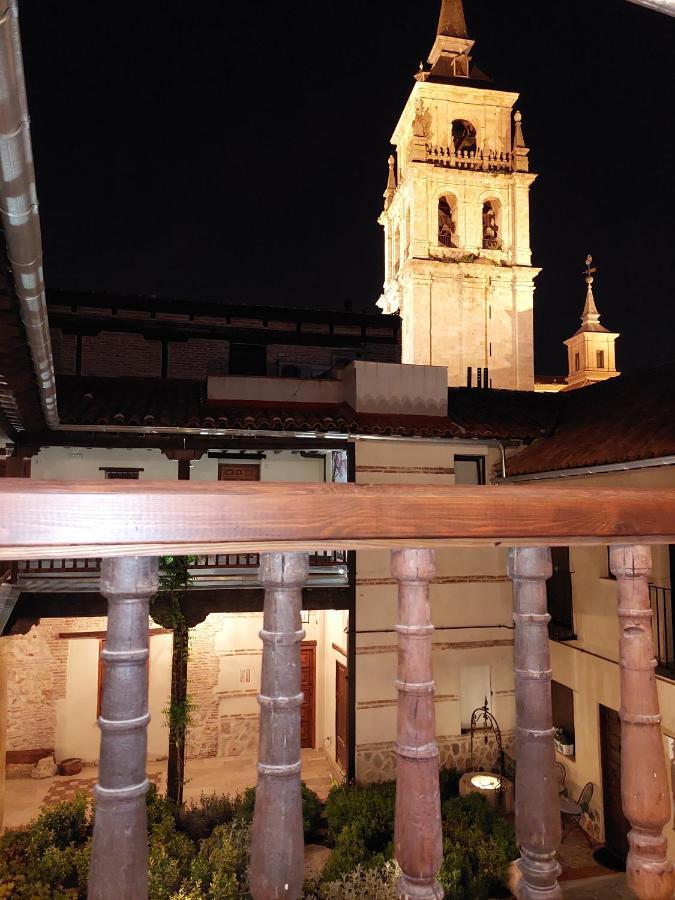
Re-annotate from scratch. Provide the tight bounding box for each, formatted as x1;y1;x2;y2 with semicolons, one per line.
300;641;316;749
336;660;348;772
600;704;630;859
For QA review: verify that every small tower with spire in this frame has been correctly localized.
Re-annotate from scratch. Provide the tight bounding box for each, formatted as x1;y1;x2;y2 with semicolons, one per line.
376;0;539;390
563;256;620;390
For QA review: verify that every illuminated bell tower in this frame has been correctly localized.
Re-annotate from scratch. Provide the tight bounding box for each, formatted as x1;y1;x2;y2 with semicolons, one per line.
377;0;538;390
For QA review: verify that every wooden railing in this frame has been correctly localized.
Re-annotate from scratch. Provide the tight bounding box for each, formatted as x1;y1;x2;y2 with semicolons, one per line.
1;479;674;900
11;550;348;579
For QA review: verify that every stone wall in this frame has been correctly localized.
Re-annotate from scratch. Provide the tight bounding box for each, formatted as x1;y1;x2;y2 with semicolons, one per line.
357;729;515;784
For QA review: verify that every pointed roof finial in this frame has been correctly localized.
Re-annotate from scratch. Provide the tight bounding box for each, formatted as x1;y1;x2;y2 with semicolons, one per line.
383;155;396;210
578;254;608;333
437;0;469;39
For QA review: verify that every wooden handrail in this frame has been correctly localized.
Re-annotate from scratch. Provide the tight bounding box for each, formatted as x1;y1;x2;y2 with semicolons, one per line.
1;480;675;559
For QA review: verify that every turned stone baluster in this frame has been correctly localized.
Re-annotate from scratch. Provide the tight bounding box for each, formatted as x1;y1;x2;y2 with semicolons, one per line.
508;547;562;900
89;556;158;900
610;545;674;900
250;553;309;900
392;549;443;900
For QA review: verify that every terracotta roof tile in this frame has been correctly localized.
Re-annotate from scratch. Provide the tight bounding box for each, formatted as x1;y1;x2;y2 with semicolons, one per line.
506;363;675;476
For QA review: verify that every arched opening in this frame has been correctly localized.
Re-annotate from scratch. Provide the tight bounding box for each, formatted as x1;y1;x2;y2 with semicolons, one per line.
452;119;477;154
405;207;411;258
438;195;458;248
482;199;502;250
393;225;401;273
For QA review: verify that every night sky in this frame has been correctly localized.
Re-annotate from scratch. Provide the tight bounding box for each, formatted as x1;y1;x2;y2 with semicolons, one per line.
18;1;675;377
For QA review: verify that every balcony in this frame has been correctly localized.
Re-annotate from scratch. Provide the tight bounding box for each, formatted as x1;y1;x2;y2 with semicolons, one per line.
9;549;349;591
650;583;675;678
0;479;674;900
425;143;515;174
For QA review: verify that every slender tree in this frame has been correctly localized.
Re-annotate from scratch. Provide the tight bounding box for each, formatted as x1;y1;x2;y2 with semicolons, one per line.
151;556;195;807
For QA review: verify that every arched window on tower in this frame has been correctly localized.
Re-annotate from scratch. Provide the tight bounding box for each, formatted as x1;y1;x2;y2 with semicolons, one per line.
405;207;411;259
451;119;477;154
482;198;502;250
438;195;458;248
393;224;401;273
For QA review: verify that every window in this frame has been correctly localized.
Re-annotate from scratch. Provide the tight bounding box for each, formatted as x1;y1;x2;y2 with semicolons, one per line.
551;680;575;750
597;350;605;369
454;455;486;485
393;226;400;273
547;547;575;640
451;119;477;154
482;199;502;250
218;464;260;481
100;467;142;480
229;343;267;376
574;352;580;372
438;196;458;248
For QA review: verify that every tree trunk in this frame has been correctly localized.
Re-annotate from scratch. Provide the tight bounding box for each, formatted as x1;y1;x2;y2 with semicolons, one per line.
166;616;189;808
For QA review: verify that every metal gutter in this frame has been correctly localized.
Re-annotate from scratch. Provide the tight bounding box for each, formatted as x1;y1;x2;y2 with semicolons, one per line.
52;422;522;449
626;0;675;16
499;455;675;483
0;1;58;428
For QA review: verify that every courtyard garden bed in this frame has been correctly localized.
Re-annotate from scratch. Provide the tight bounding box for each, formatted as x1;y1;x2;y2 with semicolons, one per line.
0;766;517;898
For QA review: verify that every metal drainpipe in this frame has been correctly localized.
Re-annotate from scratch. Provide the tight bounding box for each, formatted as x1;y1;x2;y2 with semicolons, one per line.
0;1;58;428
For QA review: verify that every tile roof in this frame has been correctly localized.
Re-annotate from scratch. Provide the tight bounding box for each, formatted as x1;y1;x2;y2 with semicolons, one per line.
57;376;463;438
506;362;675;477
56;375;557;442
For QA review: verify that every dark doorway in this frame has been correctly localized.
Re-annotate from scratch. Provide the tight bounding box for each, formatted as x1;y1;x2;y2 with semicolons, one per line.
599;704;630;861
336;660;348;772
300;641;316;749
547;547;575;641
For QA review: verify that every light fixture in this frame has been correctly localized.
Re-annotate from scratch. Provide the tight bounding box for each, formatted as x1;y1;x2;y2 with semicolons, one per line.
470;774;501;791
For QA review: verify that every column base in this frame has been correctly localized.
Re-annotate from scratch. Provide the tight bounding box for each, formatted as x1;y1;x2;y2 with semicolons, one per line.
397;874;444;899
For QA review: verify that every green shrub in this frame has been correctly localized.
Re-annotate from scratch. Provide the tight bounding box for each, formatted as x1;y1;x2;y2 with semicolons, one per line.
324;781;395;844
0;793;93;899
439;794;517;899
176;791;243;841
189;821;251;899
148;815;195;899
301;783;323;839
439;765;461;802
321;783;396;883
305;859;401;899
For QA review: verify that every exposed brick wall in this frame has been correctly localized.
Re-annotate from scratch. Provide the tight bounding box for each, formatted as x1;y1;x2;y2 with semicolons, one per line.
81;332;162;377
168;339;228;379
186;617;221;759
7;620;68;751
50;329;77;375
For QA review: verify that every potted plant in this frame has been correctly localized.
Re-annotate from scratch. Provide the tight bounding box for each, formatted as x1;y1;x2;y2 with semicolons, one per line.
554;728;574;756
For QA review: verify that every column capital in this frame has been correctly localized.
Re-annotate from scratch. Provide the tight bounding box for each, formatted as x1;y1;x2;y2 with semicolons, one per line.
610;545;652;580
391;548;436;583
100;557;158;600
508;546;552;581
259;552;309;589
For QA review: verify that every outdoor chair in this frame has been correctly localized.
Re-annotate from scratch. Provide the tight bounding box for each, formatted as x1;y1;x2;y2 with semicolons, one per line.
554;761;566;795
560;782;594;845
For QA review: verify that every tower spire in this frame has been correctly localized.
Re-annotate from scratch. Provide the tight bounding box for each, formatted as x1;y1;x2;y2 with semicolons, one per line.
578;255;606;333
437;0;469;39
427;0;475;76
563;255;620;390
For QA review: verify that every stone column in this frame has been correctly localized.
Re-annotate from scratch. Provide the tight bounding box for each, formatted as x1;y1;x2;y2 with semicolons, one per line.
250;552;308;900
0;636;8;829
508;547;562;900
88;556;158;900
610;545;674;900
391;549;443;900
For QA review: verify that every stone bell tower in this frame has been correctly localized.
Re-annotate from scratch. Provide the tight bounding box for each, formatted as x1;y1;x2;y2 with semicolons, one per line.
377;0;538;390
